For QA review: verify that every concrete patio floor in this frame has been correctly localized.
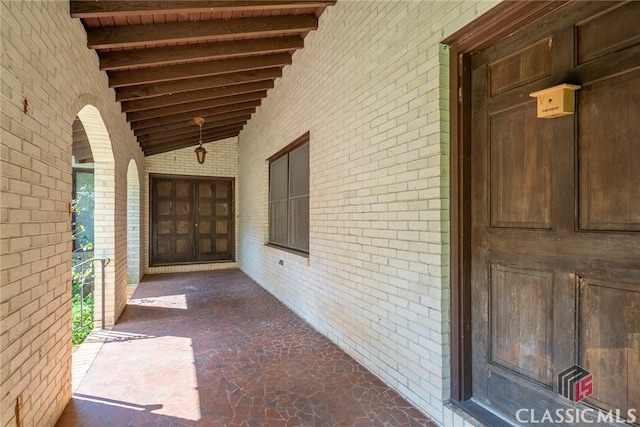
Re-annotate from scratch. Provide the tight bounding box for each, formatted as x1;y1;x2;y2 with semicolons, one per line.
55;269;437;427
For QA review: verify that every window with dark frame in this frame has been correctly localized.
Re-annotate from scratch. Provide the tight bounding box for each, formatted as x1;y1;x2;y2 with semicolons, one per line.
268;132;309;254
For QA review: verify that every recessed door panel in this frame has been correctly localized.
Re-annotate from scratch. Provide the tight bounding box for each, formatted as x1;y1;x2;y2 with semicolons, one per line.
490;105;553;229
579;277;640;414
579;72;640;231
490;264;554;385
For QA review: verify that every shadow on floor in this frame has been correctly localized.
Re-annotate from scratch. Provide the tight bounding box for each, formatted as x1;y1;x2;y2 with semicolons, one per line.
56;269;437;427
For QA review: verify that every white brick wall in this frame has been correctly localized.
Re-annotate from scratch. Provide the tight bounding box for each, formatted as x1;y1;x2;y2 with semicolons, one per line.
238;1;497;425
127;160;141;284
143;137;240;274
1;1;144;426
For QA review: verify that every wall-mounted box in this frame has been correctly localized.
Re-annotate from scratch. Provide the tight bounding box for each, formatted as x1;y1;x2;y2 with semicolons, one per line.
529;84;581;118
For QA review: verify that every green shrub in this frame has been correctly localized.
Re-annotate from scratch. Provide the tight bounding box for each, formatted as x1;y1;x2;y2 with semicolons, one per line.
72;291;94;345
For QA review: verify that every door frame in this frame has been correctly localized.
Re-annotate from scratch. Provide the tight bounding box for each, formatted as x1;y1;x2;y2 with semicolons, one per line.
444;1;572;423
149;173;236;266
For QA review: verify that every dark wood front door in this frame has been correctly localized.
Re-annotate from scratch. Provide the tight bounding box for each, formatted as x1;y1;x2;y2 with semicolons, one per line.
470;1;640;423
151;175;234;265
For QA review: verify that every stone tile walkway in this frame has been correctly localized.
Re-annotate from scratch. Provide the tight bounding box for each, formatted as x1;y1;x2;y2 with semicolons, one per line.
56;269;437;427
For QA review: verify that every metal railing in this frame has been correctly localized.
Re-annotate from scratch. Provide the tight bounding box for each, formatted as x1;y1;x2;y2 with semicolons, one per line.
72;257;110;331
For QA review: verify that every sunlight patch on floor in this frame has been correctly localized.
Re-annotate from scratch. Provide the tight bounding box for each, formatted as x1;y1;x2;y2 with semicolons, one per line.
81;335;201;421
128;293;188;310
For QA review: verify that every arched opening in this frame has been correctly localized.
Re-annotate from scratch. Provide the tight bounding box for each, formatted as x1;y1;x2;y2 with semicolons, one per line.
75;105;116;327
127;160;141;289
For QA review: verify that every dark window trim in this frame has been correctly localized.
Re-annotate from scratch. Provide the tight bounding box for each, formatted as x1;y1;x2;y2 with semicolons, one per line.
443;0;570;409
267;131;310;162
268;132;310;255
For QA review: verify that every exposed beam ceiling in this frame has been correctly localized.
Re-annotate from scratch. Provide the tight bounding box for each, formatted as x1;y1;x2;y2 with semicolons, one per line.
70;0;335;156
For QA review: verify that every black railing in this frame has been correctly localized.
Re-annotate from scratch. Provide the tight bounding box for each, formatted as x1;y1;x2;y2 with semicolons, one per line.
72;257;110;332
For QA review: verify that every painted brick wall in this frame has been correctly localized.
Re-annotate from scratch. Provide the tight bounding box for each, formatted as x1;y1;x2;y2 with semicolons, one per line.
238;1;497;425
144;137;240;274
0;1;144;426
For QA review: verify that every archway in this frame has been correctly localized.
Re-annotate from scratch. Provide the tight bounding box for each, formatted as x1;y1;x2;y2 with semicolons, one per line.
75;104;116;326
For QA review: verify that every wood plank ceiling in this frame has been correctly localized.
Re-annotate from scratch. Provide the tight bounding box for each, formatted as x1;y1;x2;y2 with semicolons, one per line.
70;1;335;156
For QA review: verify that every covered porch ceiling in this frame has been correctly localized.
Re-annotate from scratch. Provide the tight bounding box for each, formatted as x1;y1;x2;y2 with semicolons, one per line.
70;1;335;157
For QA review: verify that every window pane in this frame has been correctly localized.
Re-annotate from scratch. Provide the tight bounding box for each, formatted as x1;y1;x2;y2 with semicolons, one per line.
268;136;309;253
289;143;309;198
289;195;309;252
72;171;94;252
269;200;288;246
269;155;288;202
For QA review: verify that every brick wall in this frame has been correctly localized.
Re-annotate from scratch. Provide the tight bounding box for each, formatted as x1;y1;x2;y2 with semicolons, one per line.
144;137;240;275
0;1;144;426
238;1;497;425
127;160;141;284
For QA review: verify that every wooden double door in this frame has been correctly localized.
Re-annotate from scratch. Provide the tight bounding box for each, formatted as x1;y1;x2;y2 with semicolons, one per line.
151;175;234;265
470;1;640;423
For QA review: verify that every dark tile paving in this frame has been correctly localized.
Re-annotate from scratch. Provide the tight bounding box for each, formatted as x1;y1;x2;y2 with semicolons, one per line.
56;269;437;427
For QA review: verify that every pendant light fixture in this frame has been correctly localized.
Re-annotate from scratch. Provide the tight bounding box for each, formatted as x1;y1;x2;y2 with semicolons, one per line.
194;117;207;164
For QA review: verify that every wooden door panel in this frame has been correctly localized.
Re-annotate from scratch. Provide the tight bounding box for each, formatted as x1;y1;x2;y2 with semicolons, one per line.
196;180;233;262
151;176;234;265
577;2;640;64
215;202;229;216
489;104;553;229
579;71;640;231
215;238;228;253
216;220;228;234
198;200;212;216
198;238;211;253
490;264;554;385
157;200;172;216
151;178;194;264
175;181;191;198
489;37;552;97
156;181;172;197
199;221;211;234
579;277;640;414
216;184;229;199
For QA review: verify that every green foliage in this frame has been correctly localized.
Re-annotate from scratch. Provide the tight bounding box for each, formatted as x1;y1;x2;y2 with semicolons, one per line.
72;290;94;345
71;182;96;345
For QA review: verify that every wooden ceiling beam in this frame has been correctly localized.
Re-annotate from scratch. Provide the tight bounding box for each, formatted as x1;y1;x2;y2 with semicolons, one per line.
140;123;247;148
143;130;242;156
100;36;303;71
134;109;255;136
71;1;336;18
121;81;274;113
109;53;291;87
116;67;281;101
86;15;318;49
137;116;251;143
131;100;261;130
127;91;266;122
